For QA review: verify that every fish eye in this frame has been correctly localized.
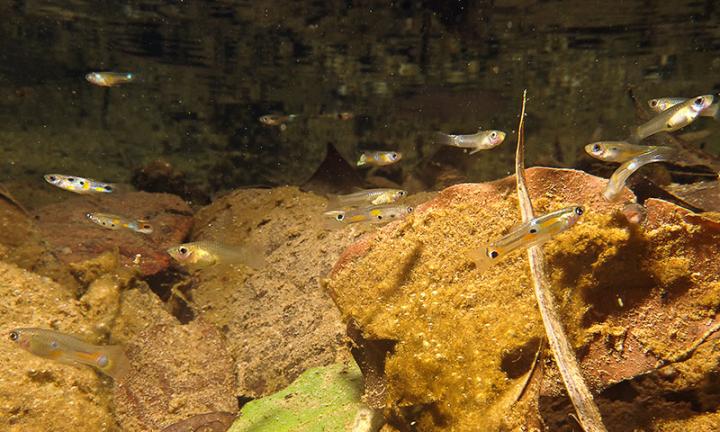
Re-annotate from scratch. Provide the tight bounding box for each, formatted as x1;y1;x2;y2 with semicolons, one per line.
376;215;383;220
529;228;538;234
407;207;413;213
491;132;497;138
592;144;601;153
575;206;584;215
9;331;18;341
650;99;658;107
399;191;407;197
335;213;344;221
104;185;112;191
49;340;59;349
694;97;704;106
488;250;499;259
49;175;57;181
179;247;188;255
391;152;398;160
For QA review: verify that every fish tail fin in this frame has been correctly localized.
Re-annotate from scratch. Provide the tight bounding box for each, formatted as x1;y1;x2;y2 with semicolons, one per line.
465;247;493;275
225;243;266;269
103;345;131;382
356;155;367;166
433;132;455;146
625;130;640;144
106;183;132;194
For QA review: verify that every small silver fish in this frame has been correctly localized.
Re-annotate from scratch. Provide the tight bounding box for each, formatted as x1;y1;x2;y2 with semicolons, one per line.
602;146;677;201
85;72;135;87
356;151;402;167
468;206;584;272
44;174;115;194
167;241;265;269
648;97;719;118
327;189;407;209
584;141;666;163
9;328;130;380
86;212;153;234
324;204;414;228
259;113;298;127
631;95;714;141
434;129;506;154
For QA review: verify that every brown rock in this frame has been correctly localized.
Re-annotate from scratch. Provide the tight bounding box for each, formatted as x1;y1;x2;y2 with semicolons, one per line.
327;166;720;430
188;186;366;397
0;261;117;432
34;191;193;276
114;321;237;432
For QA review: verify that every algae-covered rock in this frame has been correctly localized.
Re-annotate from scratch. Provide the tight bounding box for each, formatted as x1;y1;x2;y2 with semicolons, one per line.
114;320;237;432
0;261;117;432
187;186;365;397
328;166;720;430
228;361;369;432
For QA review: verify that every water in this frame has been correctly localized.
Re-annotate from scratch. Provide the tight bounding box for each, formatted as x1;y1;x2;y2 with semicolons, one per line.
2;0;719;205
2;2;720;431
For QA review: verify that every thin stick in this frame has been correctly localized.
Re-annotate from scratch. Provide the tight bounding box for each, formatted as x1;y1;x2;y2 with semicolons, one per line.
514;90;608;432
665;321;720;364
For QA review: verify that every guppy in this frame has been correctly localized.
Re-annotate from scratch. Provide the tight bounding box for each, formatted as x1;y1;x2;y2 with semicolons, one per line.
648;97;719;118
602;146;677;202
584;141;667;163
85;72;136;87
167;241;265;269
434;129;507;154
468;206;584;271
9;328;130;380
327;188;407;209
324;204;414;227
356;151;402;167
86;212;153;234
44;174;115;194
631;95;714;142
258;113;297;126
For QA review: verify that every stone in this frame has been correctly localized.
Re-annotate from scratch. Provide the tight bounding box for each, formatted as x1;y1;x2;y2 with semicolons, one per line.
34;191;193;276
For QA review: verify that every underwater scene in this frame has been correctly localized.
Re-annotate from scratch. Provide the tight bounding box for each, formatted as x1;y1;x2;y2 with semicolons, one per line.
3;1;720;431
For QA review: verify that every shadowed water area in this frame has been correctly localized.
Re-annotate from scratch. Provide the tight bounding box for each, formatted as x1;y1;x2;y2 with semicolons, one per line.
1;0;719;206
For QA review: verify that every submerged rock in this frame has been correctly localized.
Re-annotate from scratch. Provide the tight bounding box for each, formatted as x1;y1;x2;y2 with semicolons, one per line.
114;321;237;432
0;261;117;431
228;361;369;432
187;186;364;398
34;191;193;276
327;167;720;430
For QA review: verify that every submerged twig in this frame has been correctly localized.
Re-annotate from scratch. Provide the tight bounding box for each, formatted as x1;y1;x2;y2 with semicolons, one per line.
665;320;720;364
514;90;607;432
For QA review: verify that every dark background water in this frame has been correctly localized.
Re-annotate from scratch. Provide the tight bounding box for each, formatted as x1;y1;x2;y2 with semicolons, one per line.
1;0;719;205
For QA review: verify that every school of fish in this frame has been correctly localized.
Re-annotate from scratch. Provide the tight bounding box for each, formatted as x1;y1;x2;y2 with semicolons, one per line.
11;70;717;395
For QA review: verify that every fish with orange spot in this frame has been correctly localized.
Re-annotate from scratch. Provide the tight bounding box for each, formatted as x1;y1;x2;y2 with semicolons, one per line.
85;72;136;87
468;206;584;272
9;328;130;380
86;212;153;234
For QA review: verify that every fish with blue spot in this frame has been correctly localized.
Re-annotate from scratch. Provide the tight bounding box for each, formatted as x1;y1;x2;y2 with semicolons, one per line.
9;328;130;380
